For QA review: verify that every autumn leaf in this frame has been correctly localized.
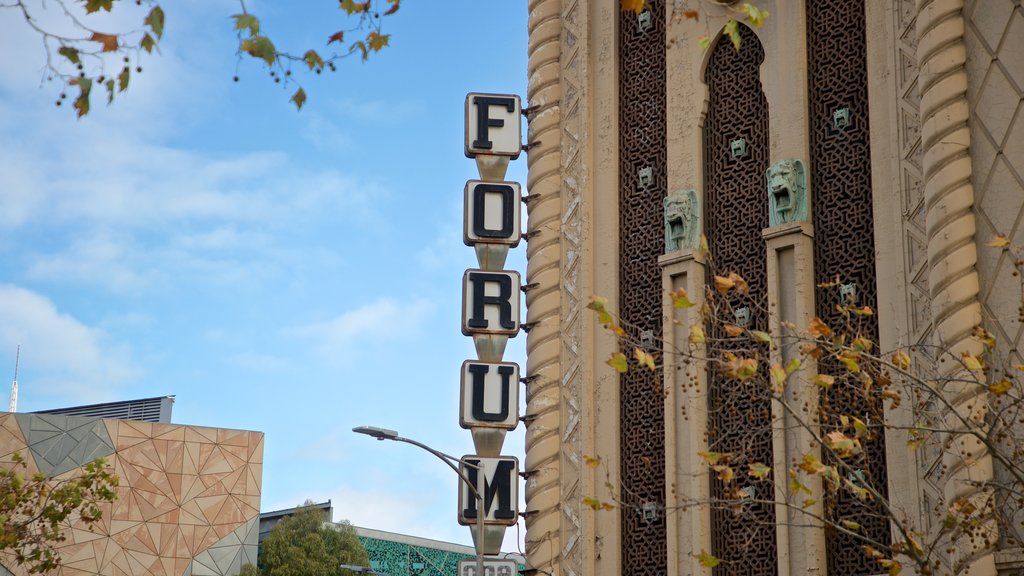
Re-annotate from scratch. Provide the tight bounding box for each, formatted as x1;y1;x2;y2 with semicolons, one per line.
808;317;832;338
328;31;345;45
741;3;769;28
723;323;743;337
73;77;92;118
84;0;113;13
962;352;984;372
825;431;859;458
850;305;874;316
367;31;390;52
689;325;706;344
350;40;369;61
241;36;277;66
727;272;749;294
633;347;656;371
713;275;734;294
340;0;371;15
876;558;903;576
140;33;156;54
232;13;260;37
90;32;119;52
972;325;997;350
672;287;694;309
817;276;840;288
698;451;730;465
750;330;770;343
104;79;115;104
384;0;401;16
851;417;868;439
989;378;1012;396
748;462;771;479
891;350;911;370
881;389;902;408
696;550;720;568
290;87;306;111
785;358;801;374
620;0;646;15
58;46;80;65
713;464;734;482
587;296;615;326
582;497;602;511
117;66;130;92
838;350;861;373
988;233;1010;248
797;454;823;475
769;363;787;394
145;5;165;40
681;9;698;20
802;498;817;508
724;19;740;51
841;519;862;531
851;336;873;352
726;356;758;381
814;373;834;388
583;455;601;469
607;352;629;373
303;50;325;70
789;470;812;495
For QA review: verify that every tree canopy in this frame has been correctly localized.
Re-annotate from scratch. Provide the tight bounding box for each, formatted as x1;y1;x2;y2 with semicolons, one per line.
259;503;370;576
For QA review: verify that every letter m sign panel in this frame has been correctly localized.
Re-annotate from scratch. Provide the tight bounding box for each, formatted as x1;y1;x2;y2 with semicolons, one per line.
458;456;519;527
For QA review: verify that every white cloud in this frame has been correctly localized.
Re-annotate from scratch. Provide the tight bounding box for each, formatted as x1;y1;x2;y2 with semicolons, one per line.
0;284;140;405
288;297;434;362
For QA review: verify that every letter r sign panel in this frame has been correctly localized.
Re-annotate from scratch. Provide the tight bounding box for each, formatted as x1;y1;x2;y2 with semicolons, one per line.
458;456;519;527
462;269;521;336
460;360;519;430
464;93;522;159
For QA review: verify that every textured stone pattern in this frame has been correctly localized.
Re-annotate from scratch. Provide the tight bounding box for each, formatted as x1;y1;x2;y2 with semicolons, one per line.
966;0;1024;366
807;2;892;574
702;25;777;576
0;414;262;576
895;0;932;342
618;3;668;576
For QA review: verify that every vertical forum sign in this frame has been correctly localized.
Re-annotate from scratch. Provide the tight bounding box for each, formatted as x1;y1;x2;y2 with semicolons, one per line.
459;93;523;562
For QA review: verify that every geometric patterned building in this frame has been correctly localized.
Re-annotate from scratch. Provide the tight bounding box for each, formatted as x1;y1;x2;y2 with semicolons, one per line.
0;412;262;576
519;1;1024;576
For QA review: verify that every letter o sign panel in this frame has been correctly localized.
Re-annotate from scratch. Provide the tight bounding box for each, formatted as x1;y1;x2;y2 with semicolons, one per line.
464;181;521;247
462;269;520;336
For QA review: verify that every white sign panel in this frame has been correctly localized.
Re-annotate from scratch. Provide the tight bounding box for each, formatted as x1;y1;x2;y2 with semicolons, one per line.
462;269;521;336
457;559;519;576
465;93;522;159
464;180;521;247
460;361;519;430
458;456;519;527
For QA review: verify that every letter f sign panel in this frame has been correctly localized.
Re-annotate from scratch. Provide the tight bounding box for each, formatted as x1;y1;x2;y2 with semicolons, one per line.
458;456;519;527
464;93;522;159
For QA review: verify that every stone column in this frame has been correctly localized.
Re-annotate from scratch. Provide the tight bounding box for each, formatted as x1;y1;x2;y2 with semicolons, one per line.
659;249;709;576
762;221;826;576
915;1;994;574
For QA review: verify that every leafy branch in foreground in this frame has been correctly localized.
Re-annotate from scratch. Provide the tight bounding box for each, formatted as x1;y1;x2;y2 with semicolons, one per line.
619;0;769;51
0;453;118;574
582;235;1024;576
2;0;400;116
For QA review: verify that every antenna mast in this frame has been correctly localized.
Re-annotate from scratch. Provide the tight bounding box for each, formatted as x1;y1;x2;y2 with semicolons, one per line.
9;345;19;413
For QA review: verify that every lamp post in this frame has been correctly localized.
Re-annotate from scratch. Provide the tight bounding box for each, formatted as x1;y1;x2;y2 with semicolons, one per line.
352;426;487;576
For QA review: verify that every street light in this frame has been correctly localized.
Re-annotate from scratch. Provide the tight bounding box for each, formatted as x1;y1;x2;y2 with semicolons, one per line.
352;426;487;576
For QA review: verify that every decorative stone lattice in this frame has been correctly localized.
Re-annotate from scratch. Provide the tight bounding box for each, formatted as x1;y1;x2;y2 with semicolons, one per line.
618;2;668;575
806;2;891;574
702;24;776;576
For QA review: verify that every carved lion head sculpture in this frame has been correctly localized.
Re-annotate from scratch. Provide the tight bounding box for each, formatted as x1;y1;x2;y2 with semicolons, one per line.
766;159;808;226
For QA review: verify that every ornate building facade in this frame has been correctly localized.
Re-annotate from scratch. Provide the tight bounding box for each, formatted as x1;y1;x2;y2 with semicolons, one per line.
521;1;1024;575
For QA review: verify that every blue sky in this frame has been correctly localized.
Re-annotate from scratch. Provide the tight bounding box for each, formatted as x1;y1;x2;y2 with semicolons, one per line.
0;0;529;551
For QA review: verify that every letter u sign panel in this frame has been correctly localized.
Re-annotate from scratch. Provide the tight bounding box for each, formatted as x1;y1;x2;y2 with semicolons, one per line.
458;456;519;526
462;270;521;336
464;93;522;159
460;360;519;430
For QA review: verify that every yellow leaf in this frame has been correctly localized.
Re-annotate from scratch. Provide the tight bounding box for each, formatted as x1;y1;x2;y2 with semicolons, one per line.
769;363;787;394
852;336;873;352
633;347;656;371
841;519;862;531
815;373;834;388
850;305;874;316
607;352;628;373
839;351;861;373
789;470;812;495
713;464;734;482
582;497;601;510
367;31;390;52
620;0;645;15
750;330;770;343
852;417;868;439
713;275;734;294
817;276;840;288
724;19;740;51
290;87;306;111
972;326;997;349
962;352;984;371
698;451;730;465
891;350;911;370
785;358;801;374
303;49;324;70
988;233;1010;248
802;498;817;508
748;462;771;479
741;3;769;28
583;455;601;469
672;288;695;309
808;317;832;338
881;389;902;408
696;550;720;568
877;559;903;576
689;325;706;344
989;379;1012;396
723;323;743;337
